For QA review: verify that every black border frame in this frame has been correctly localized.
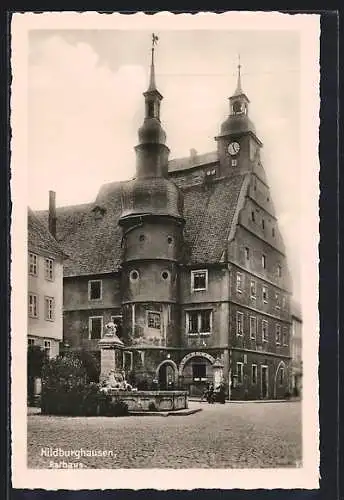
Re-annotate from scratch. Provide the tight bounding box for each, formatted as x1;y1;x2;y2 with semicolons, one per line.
0;7;340;500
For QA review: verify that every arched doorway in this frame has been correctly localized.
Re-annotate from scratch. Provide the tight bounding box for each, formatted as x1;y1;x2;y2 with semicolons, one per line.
178;352;216;397
274;361;287;399
156;360;178;390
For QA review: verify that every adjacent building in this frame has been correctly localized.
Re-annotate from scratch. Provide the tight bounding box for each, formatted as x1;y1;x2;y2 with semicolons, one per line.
28;194;64;358
36;40;293;399
290;300;302;397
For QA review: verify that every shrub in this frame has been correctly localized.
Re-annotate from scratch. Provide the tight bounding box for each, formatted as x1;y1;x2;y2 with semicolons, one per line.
41;353;128;416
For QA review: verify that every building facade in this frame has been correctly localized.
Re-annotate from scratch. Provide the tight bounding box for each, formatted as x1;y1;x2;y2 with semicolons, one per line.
28;197;64;359
36;40;293;399
290;301;302;397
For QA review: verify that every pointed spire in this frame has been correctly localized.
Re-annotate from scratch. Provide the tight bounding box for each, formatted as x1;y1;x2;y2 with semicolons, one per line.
148;33;159;91
234;54;243;96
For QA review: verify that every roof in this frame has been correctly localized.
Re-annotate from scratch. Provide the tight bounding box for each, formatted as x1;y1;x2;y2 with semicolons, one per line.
28;208;65;258
168;151;218;174
35;171;246;278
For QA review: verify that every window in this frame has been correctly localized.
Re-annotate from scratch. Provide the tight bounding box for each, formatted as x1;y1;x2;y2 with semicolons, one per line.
89;316;103;339
28;293;38;318
245;247;250;260
237;362;244;384
250;280;256;300
262;254;266;269
262;219;265;230
262;320;268;342
167;236;173;244
231;159;237;167
276;324;281;344
187;310;212;335
139;234;145;242
191;270;208;291
44;258;54;280
282;327;288;346
192;363;207;381
262;286;268;303
44;340;51;357
272;227;275;237
130;270;139;282
279;367;285;385
282;296;286;309
29;253;38;276
252;364;257;384
236;272;243;293
44;296;55;321
28;338;35;346
147;311;161;329
88;280;102;300
161;270;170;280
250;316;257;339
277;265;282;277
251;211;255;222
236;312;244;336
147;101;154;118
275;293;281;309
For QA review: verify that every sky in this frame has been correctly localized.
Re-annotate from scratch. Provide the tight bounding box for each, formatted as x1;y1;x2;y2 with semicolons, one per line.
28;29;302;299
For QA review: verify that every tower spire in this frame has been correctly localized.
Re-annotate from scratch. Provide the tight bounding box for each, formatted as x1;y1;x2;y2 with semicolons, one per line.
234;54;243;96
148;33;159;91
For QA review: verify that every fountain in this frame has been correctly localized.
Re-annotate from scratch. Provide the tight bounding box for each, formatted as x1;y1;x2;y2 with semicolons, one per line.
98;322;188;412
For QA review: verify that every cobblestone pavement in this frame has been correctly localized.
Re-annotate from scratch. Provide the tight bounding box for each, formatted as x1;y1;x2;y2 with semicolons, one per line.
27;401;301;469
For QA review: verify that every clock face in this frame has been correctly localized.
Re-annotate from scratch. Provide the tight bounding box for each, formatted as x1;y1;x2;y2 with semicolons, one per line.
228;141;240;156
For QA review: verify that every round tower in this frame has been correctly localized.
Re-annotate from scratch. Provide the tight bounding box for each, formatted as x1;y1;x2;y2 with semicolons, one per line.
119;34;184;367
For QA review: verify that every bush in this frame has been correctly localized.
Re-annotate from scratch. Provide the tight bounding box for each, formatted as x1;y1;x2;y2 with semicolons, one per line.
41;353;128;416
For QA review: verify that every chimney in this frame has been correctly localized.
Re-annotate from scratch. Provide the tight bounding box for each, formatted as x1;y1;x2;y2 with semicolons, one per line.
190;148;198;165
48;190;57;238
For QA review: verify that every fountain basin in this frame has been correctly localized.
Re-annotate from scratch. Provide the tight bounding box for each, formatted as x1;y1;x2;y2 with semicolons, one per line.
105;390;188;412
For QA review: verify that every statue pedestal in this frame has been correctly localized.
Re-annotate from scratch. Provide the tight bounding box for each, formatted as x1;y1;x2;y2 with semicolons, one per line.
98;326;124;383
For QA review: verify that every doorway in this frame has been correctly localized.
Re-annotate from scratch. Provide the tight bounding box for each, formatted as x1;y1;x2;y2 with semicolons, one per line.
157;362;176;390
261;365;269;399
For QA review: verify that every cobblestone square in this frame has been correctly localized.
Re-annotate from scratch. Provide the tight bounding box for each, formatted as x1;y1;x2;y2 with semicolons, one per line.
27;401;302;469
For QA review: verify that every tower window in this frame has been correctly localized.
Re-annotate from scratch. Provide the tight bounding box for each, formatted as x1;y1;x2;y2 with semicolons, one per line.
233;101;243;114
167;236;173;244
277;265;282;277
161;271;170;280
251;211;255;222
130;270;139;282
262;219;265;230
272;227;275;237
147;101;154;118
231;159;237;167
245;247;250;260
139;234;145;242
147;311;161;329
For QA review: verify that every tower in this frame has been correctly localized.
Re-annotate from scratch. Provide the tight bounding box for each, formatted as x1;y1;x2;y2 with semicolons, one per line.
119;34;184;363
215;59;263;177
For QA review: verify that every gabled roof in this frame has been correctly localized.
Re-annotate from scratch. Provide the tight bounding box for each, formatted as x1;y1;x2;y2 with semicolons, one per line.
28;208;65;258
35;172;246;278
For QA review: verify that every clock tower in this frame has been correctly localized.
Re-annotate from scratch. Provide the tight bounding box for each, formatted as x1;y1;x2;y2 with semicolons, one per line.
215;61;263;177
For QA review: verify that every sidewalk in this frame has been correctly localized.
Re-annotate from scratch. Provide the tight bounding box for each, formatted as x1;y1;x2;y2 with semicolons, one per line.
189;397;301;404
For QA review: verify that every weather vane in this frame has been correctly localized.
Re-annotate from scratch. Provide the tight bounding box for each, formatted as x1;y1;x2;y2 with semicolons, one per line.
152;33;159;47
